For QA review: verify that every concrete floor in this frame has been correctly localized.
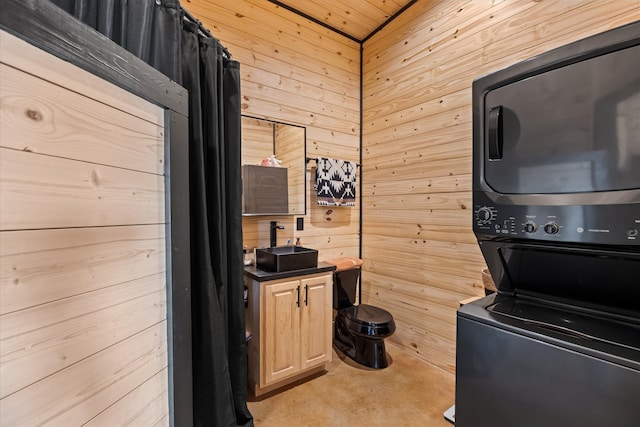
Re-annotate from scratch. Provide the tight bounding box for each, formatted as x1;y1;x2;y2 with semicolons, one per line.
247;343;455;426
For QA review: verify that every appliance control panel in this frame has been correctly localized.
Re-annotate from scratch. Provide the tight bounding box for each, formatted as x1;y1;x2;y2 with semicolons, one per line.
473;193;640;246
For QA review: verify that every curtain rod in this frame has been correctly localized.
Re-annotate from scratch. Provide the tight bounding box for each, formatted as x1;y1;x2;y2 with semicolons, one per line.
306;157;361;167
181;7;232;59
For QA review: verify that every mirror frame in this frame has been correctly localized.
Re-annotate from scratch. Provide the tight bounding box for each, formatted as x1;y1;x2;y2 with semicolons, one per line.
241;115;307;216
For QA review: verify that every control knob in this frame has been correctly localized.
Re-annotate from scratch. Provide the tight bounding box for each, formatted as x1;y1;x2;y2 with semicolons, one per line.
524;222;537;233
476;207;494;224
544;222;560;235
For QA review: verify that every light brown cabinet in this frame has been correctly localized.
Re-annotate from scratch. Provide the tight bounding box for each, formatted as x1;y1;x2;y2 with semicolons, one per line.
245;272;333;396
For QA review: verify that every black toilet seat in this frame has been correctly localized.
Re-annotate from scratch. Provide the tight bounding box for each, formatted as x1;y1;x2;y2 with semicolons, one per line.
340;304;395;337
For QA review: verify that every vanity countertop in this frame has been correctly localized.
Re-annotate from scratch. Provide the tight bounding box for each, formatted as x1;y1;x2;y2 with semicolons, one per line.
244;262;336;282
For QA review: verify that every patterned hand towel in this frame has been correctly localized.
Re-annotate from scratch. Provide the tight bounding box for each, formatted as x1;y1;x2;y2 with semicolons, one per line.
314;157;357;207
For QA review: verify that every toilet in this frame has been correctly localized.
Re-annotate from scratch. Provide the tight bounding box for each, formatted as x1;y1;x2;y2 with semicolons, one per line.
326;257;396;369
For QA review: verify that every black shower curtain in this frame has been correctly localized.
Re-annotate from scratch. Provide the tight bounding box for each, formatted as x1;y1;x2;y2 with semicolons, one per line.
181;19;253;427
48;1;253;425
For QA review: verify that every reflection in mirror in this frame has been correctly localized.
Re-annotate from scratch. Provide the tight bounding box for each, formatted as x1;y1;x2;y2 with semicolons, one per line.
241;116;306;215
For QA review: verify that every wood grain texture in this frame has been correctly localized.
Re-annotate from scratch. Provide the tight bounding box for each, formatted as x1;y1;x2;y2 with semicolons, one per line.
0;272;166;398
248;272;333;396
0;147;165;230
1;63;165;174
0;25;170;426
0;225;165;315
84;368;169;427
188;0;639;378
0;5;186;115
299;274;333;369
185;0;361;261
242;116;274;166
261;279;301;386
275;123;306;214
0;322;168;426
275;0;415;41
187;1;360;72
0;31;165;128
362;0;639;373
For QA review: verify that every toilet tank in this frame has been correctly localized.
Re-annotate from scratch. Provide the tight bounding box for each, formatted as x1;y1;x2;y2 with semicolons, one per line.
333;267;361;309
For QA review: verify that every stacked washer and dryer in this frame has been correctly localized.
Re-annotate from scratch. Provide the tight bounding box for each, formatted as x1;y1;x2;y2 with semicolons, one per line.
455;21;640;426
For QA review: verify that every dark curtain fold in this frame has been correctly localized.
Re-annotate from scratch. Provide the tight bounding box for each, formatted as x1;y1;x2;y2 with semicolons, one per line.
221;51;248;426
47;1;253;425
189;38;252;424
182;22;252;427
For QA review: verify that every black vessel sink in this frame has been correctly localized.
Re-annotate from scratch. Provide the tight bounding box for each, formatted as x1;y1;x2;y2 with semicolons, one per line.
256;246;319;272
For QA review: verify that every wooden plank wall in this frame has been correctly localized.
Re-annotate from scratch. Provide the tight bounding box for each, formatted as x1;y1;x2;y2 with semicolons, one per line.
274;124;306;215
241;116;274;166
361;0;639;373
185;0;361;258
275;0;411;41
0;31;169;425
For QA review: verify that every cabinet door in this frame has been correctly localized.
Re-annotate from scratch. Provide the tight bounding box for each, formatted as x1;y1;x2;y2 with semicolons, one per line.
262;279;301;386
300;275;333;370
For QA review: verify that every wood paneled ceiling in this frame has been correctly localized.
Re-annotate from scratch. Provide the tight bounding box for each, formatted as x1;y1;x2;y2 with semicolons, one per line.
270;0;416;42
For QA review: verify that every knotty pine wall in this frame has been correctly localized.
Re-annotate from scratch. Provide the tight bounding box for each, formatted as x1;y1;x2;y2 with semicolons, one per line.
0;31;169;425
362;0;640;373
185;0;361;259
274;123;306;215
241;116;274;166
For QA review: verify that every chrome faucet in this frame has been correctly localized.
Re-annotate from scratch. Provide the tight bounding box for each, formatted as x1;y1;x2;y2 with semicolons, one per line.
270;221;284;247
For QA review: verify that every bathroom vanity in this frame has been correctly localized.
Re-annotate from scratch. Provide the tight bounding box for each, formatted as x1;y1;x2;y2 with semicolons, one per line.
244;264;335;396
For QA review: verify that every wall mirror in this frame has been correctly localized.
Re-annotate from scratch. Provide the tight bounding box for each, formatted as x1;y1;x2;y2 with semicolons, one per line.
241;116;306;215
